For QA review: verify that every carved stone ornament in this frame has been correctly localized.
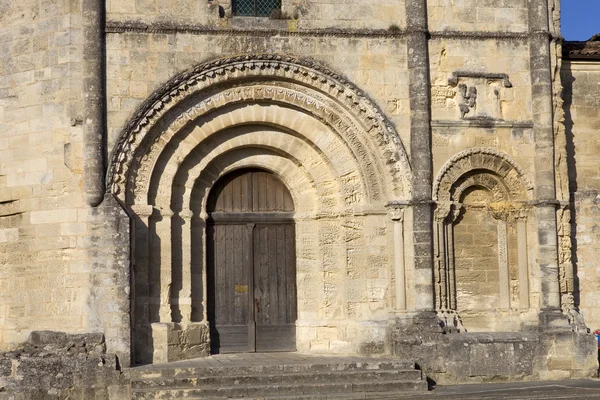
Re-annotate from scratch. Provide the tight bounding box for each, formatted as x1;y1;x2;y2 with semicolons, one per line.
448;71;512;120
433;148;533;203
129;84;385;206
386;202;408;221
106;54;412;201
457;83;477;118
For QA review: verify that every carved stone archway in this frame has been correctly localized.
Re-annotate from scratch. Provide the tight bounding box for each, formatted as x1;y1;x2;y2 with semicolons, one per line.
106;55;413;364
433;148;534;332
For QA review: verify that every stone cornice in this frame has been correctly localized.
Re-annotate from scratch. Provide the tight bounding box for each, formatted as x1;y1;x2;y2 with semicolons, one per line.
431;120;534;129
105;21;407;38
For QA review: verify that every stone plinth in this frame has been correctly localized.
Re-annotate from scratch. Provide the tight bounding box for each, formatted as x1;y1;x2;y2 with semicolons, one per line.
151;322;210;363
391;315;597;384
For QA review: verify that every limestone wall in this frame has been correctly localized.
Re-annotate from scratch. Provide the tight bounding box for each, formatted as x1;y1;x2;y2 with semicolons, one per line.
1;0;594;372
105;33;411;158
427;34;540;332
562;60;600;331
106;0;407;30
427;0;528;33
0;0;90;348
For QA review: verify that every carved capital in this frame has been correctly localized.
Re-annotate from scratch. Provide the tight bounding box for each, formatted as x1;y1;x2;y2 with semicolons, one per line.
449;204;463;223
386;201;408;221
179;209;194;219
130;204;155;218
434;202;452;223
157;208;174;218
513;207;530;221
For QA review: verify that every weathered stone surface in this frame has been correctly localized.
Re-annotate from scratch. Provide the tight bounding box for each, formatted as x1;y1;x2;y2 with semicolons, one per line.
0;331;127;399
1;0;599;393
391;319;597;384
129;354;426;399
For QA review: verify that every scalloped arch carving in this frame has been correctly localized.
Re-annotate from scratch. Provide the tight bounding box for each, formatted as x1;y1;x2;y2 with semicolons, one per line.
106;54;412;200
433;148;533;203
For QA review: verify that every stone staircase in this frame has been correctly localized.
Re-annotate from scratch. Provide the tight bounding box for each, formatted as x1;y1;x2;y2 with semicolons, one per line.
129;354;428;399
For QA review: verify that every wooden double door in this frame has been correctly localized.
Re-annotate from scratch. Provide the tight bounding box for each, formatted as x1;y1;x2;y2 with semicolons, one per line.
207;169;297;353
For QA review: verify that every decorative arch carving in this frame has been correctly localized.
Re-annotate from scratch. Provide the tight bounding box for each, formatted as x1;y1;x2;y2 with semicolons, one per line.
106;54;412;200
115;55;411;362
433;148;533;204
432;148;533;328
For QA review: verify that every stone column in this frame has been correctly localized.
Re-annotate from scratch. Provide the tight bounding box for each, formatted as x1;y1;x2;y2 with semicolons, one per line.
446;205;461;311
129;203;154;363
191;213;207;322
496;219;510;311
433;212;447;310
156;208;174;322
516;210;530;310
179;210;193;323
406;0;434;311
388;204;407;311
528;0;561;310
82;0;105;207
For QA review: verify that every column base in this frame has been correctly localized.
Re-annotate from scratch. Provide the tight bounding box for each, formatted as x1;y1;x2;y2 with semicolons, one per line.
390;311;597;384
536;309;575;333
151;321;211;363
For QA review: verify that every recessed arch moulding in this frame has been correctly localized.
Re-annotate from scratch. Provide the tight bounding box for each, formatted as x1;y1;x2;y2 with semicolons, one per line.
432;148;537;332
106;55;413;363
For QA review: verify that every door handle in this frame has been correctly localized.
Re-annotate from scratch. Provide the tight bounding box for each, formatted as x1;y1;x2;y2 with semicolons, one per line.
254;287;262;313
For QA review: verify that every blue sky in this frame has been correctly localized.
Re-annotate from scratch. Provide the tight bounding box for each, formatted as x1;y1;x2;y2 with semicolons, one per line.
562;1;600;40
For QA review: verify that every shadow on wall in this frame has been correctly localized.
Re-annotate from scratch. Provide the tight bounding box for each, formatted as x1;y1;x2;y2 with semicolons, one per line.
561;65;581;310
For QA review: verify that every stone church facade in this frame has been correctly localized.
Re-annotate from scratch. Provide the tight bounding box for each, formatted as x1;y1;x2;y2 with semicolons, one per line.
1;0;600;392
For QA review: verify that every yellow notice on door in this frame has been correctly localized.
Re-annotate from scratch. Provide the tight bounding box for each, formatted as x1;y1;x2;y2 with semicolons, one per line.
235;285;248;293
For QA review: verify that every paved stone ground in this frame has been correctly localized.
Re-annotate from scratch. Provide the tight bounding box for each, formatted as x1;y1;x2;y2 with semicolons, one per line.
425;379;600;399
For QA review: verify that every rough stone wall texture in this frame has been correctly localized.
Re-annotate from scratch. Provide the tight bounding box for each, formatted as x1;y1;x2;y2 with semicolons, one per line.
104;33;411;155
0;331;128;400
562;60;600;331
392;319;598;384
427;0;528;32
0;0;89;348
0;0;598;386
429;39;532;122
106;0;407;30
0;0;129;362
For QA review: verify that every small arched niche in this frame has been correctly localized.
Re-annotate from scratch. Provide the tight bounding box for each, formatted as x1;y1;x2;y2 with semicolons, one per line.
433;149;533;333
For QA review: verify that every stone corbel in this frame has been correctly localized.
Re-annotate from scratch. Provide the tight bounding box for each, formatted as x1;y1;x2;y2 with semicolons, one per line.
386;202;408;311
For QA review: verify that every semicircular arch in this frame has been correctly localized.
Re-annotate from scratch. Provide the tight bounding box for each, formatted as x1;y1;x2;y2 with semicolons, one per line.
106;55;412;202
434;148;534;204
189;149;326;218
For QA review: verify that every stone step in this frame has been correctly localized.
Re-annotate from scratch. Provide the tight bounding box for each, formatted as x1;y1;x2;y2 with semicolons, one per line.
130;360;416;380
131;369;422;389
131;379;427;399
137;392;422;400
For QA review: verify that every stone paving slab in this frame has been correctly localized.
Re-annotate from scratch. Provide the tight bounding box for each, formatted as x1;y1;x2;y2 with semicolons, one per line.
422;379;600;399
